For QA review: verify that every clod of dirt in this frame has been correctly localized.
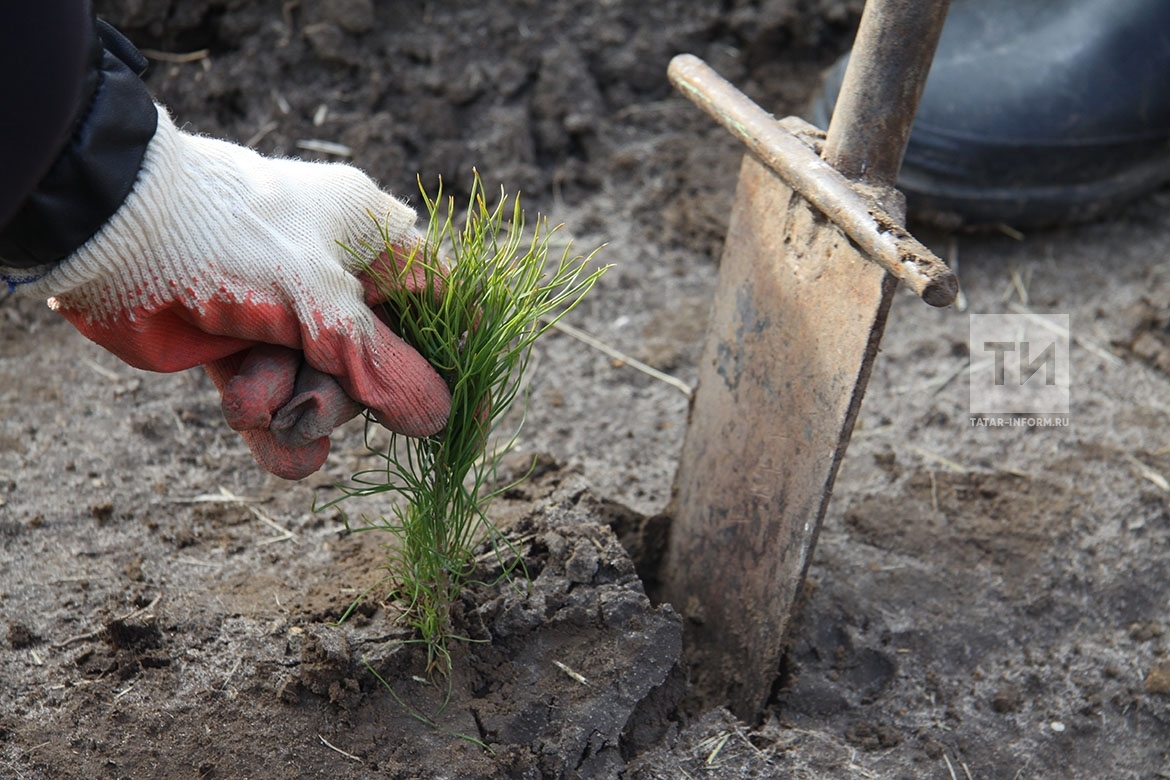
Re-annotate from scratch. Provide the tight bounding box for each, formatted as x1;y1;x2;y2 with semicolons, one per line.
991;683;1024;713
293;624;365;708
1146;663;1170;695
6;622;40;649
1118;298;1170;373
103;616;162;653
99;610;169;681
844;719;902;751
272;472;685;777
465;518;683;773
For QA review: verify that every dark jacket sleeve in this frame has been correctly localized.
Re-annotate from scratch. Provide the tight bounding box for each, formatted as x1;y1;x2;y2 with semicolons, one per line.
0;1;158;273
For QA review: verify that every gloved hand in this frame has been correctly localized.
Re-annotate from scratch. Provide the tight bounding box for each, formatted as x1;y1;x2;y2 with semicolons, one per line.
19;105;451;477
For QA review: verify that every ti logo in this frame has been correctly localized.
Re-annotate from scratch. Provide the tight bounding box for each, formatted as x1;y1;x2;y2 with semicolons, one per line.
969;313;1070;423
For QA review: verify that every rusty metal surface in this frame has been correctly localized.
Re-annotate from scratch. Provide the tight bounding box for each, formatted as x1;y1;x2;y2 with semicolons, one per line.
659;0;950;720
661;155;895;719
669;55;956;307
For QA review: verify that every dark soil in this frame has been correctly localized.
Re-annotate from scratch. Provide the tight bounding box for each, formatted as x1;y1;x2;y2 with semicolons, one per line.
3;1;1170;778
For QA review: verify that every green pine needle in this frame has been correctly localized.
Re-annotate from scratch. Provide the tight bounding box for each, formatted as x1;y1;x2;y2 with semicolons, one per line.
325;173;608;670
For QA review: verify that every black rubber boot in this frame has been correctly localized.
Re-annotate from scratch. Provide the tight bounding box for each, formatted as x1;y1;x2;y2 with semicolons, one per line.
808;0;1170;229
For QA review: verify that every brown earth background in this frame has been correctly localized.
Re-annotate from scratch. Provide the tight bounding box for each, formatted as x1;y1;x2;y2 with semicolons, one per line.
2;1;1169;778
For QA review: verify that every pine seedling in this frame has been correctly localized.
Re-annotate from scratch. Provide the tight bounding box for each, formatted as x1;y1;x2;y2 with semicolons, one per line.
329;173;607;671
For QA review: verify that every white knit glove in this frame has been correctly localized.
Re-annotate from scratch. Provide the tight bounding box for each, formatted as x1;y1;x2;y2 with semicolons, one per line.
21;106;450;478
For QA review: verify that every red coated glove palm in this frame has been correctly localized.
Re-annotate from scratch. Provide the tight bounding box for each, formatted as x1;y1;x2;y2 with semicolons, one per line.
203;345;361;479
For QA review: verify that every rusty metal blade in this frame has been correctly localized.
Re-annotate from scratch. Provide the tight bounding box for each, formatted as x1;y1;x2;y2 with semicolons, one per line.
660;155;895;718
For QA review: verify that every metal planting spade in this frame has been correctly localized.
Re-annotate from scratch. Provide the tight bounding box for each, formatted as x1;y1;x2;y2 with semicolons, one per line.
659;0;956;720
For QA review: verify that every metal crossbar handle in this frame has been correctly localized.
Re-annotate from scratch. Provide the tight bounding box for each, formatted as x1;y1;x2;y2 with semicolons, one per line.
668;54;957;307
